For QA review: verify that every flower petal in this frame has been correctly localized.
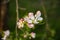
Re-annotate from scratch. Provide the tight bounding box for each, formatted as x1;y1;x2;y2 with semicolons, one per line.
28;12;35;20
4;30;10;36
28;12;34;17
30;32;36;38
35;11;41;19
27;19;32;23
34;19;39;24
27;23;34;28
37;17;43;21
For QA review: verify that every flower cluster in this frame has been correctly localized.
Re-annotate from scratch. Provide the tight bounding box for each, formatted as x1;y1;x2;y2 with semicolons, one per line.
17;10;43;39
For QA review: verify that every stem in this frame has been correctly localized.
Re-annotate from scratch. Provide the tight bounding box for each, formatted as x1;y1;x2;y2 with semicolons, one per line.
41;0;50;40
16;0;19;39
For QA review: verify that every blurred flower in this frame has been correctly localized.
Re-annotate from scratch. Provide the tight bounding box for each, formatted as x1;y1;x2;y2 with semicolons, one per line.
23;34;27;38
30;32;36;38
28;12;35;20
29;37;32;39
33;19;39;24
17;10;43;39
2;30;10;40
17;18;24;29
37;17;43;21
35;10;43;21
24;16;32;23
35;10;41;18
27;23;34;28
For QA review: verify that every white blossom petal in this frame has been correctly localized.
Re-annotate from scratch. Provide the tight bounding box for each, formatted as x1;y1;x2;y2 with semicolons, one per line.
30;32;36;38
28;12;34;17
35;11;41;19
29;16;35;20
27;19;32;23
28;12;35;20
4;30;10;36
37;17;43;21
17;19;24;29
2;30;10;40
34;19;39;24
23;34;27;38
27;23;34;28
24;16;29;21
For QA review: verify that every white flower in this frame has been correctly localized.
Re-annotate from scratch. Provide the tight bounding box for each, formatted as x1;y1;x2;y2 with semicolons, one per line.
35;10;43;21
24;16;32;23
35;10;41;18
28;12;35;20
23;34;27;38
27;23;34;28
37;17;43;21
24;16;28;21
33;19;39;24
17;18;24;29
4;30;10;37
17;22;24;28
30;32;36;38
2;35;6;40
2;30;10;40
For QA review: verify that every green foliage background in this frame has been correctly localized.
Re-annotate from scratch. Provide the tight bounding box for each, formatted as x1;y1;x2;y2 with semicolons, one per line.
7;0;60;40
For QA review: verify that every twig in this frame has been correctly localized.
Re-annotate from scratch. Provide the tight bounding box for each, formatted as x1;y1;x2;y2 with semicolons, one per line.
16;0;19;39
41;0;50;40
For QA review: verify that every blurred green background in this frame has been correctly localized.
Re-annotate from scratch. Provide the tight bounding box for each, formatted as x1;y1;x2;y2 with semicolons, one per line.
8;0;60;40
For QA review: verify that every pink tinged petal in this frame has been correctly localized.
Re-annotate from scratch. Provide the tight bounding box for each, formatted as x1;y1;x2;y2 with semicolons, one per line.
17;20;24;29
35;11;41;19
24;16;32;23
20;18;24;21
27;19;32;23
24;16;33;23
29;16;35;20
4;30;10;36
27;23;34;28
2;30;10;40
24;16;29;21
28;12;35;20
30;32;36;38
28;12;34;17
18;23;24;29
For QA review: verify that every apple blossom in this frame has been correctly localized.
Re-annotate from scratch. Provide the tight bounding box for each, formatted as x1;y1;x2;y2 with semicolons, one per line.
23;34;27;38
17;18;24;29
37;17;43;21
30;32;36;38
2;30;10;40
27;23;34;28
24;16;32;23
35;10;41;18
28;12;35;20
